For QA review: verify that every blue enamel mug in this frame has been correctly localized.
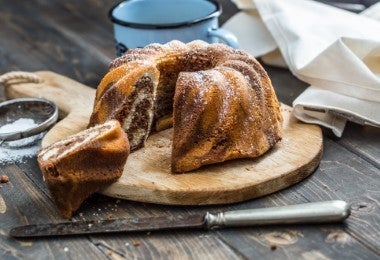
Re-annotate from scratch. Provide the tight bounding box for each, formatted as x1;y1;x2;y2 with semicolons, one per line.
109;0;239;56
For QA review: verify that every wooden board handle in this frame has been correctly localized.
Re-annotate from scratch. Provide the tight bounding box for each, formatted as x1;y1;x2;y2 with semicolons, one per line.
3;71;96;147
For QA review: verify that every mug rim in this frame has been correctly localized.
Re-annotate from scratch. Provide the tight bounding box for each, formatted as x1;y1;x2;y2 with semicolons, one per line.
109;0;222;29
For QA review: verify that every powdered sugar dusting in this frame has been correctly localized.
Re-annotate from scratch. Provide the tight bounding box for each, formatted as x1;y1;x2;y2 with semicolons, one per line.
0;133;44;164
0;118;37;134
0;118;43;164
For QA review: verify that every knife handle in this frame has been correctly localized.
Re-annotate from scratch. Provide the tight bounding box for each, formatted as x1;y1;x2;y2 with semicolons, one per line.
205;200;350;228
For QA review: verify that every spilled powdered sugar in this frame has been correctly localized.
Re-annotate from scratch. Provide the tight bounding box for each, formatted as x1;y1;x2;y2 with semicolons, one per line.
0;118;37;134
0;134;43;164
0;118;43;164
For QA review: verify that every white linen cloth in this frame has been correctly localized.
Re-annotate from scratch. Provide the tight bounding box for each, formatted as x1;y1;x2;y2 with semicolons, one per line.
223;0;380;137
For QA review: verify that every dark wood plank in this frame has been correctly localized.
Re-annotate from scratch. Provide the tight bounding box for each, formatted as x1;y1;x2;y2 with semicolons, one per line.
16;0;117;60
264;64;309;107
276;138;380;253
0;164;106;259
316;139;380;254
216;225;379;259
0;1;110;87
338;122;380;168
89;231;242;259
218;0;240;24
213;138;380;258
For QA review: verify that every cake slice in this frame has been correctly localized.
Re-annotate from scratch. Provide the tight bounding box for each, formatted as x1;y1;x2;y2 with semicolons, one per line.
37;120;130;219
88;62;160;151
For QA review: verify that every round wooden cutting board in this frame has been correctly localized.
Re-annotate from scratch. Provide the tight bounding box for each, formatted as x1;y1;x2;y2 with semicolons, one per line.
6;71;322;205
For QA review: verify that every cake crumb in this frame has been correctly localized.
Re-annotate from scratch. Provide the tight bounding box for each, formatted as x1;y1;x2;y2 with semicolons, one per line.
133;241;141;247
0;175;9;183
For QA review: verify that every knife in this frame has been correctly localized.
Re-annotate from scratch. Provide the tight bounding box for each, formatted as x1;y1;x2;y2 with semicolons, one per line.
10;200;350;238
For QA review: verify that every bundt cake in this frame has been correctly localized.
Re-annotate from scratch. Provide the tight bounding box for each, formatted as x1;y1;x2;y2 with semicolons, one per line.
88;40;282;173
37;120;130;218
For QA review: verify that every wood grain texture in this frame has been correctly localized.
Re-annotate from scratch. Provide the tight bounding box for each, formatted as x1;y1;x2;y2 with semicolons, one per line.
0;164;106;260
337;122;380;168
89;231;242;260
214;225;380;260
308;139;380;254
6;71;322;206
0;0;112;87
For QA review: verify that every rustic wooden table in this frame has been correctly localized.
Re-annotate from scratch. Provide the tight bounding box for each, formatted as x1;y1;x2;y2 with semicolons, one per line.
1;0;379;259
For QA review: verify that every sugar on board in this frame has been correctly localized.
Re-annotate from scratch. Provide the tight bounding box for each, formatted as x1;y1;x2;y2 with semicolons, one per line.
0;118;43;164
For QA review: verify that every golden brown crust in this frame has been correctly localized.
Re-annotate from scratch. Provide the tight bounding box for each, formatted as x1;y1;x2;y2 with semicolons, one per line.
89;63;159;128
38;120;130;219
172;66;282;172
88;62;160;151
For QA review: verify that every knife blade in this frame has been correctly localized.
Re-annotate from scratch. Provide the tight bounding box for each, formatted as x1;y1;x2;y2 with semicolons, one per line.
10;200;350;238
